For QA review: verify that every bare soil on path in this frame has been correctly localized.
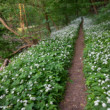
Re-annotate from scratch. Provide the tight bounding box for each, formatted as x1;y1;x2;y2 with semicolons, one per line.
60;19;87;110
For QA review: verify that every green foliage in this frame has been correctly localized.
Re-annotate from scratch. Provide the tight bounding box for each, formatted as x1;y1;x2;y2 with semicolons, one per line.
0;24;22;58
0;36;22;58
0;19;79;110
95;3;110;24
84;17;110;110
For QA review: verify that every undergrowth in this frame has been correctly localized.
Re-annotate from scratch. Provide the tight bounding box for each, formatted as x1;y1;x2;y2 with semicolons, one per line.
84;16;110;110
0;18;80;110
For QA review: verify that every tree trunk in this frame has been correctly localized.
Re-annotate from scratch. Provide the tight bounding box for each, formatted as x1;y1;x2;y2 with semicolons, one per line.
76;10;79;17
104;0;108;6
0;17;19;36
41;2;51;34
65;13;69;25
19;4;25;34
49;15;59;30
91;0;98;14
44;12;51;33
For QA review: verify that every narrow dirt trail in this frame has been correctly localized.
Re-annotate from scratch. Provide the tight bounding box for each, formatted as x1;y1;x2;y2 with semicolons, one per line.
60;19;87;110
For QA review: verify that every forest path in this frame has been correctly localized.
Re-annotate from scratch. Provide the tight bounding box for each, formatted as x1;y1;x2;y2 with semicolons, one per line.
60;18;87;110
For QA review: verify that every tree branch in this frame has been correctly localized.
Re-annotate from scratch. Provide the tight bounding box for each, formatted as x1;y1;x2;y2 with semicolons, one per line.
0;17;20;36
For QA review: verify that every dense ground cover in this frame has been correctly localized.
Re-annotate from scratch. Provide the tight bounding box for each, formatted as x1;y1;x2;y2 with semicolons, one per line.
0;18;80;110
83;18;110;110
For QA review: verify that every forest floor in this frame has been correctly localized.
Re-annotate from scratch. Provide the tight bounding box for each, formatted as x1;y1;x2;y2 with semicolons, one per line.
60;20;87;110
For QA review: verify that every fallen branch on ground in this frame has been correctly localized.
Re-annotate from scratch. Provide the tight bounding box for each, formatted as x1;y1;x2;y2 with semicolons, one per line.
9;44;32;58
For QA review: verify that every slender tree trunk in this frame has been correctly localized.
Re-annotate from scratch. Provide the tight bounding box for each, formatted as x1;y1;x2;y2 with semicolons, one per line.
49;15;59;30
37;1;51;34
44;12;51;33
104;0;108;6
65;13;69;25
41;2;51;33
76;9;79;16
91;0;98;14
75;0;79;16
23;4;29;33
19;4;25;33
